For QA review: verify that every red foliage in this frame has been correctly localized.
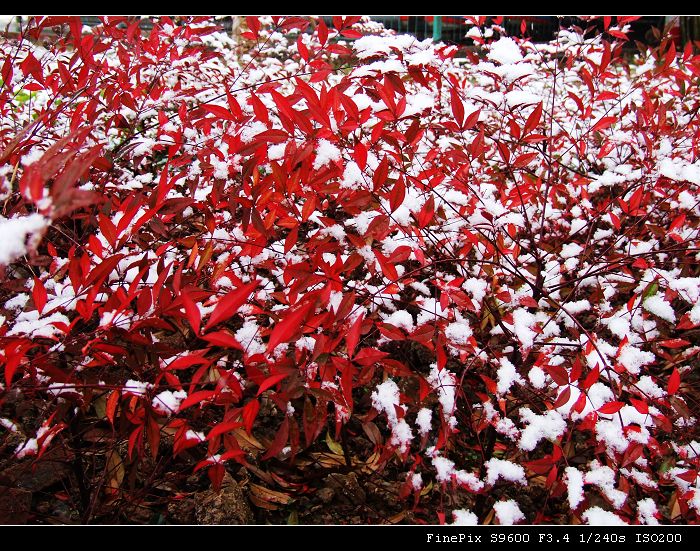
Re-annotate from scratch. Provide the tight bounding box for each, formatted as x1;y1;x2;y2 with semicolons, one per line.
1;16;700;525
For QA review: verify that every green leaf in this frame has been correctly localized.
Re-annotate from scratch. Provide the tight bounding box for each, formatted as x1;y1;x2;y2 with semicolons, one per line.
325;431;344;456
643;281;659;299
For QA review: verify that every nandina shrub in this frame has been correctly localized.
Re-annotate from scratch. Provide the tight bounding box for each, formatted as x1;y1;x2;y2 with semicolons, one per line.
1;15;700;524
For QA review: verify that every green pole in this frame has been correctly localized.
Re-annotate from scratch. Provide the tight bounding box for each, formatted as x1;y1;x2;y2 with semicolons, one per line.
433;16;442;42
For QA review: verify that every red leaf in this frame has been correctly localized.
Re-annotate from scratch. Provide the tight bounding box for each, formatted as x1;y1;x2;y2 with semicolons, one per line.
464;108;481;130
106;390;120;426
598;401;624;415
524;102;543;135
553;385;571;409
207;421;244;441
317;18;329;45
346;313;364;358
668;368;681;395
519;296;539;308
658;338;691;349
242;399;260;433
179;390;216;411
669;213;686;233
256;373;290;396
353;347;388;366
582;365;600;390
544;364;569;387
374;249;398;281
180;290;201;336
263;418;290;460
513;152;538;168
32;277;47;315
340;29;362;39
201;330;242;350
591;116;616;133
389;176;405;213
630;397;649;415
449;87;464;126
373;156;389;191
266;301;315;353
200;104;236;121
353;142;368;170
204;280;258;331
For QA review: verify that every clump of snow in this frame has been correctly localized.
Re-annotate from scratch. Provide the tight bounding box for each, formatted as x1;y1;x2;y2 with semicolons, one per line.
431;454;456;483
451;509;478;525
235;320;266;356
152;389;187;416
463;278;488;308
390;418;414;453
518;408;566;451
637;498;659;525
564;467;585;510
497;357;524;395
488;37;523;65
642;292;676;323
493;499;525;525
512;308;537;349
584;461;627;508
313;139;342;170
445;321;472;345
618;344;655;375
0;214;48;265
372;378;402;423
485;458;527;486
528;366;547;389
416;408;432;435
383;309;415;332
561;242;584;258
582;506;628;525
239;120;266;143
123;379;152;397
8;310;70;339
409;472;423;490
372;378;413;452
427;364;457;428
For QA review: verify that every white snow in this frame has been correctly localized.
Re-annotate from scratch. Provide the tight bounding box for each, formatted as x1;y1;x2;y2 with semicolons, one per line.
496;357;524;395
390;418;414;453
371;378;402;424
427;364;457;428
642;292;676;323
528;366;547;389
451;509;478;525
493;499;525;525
445;321;472;345
0;214;48;265
564;466;585;510
432;454;456;483
152;389;187;416
582;506;628;525
416;407;432;435
123;379;152;397
235;320;266;356
488;37;523;65
636;498;659;525
518;408;567;451
618;344;655;375
561;242;584;258
584;462;627;508
512;308;537;349
383;309;415;332
485;458;527;486
313;139;342;170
